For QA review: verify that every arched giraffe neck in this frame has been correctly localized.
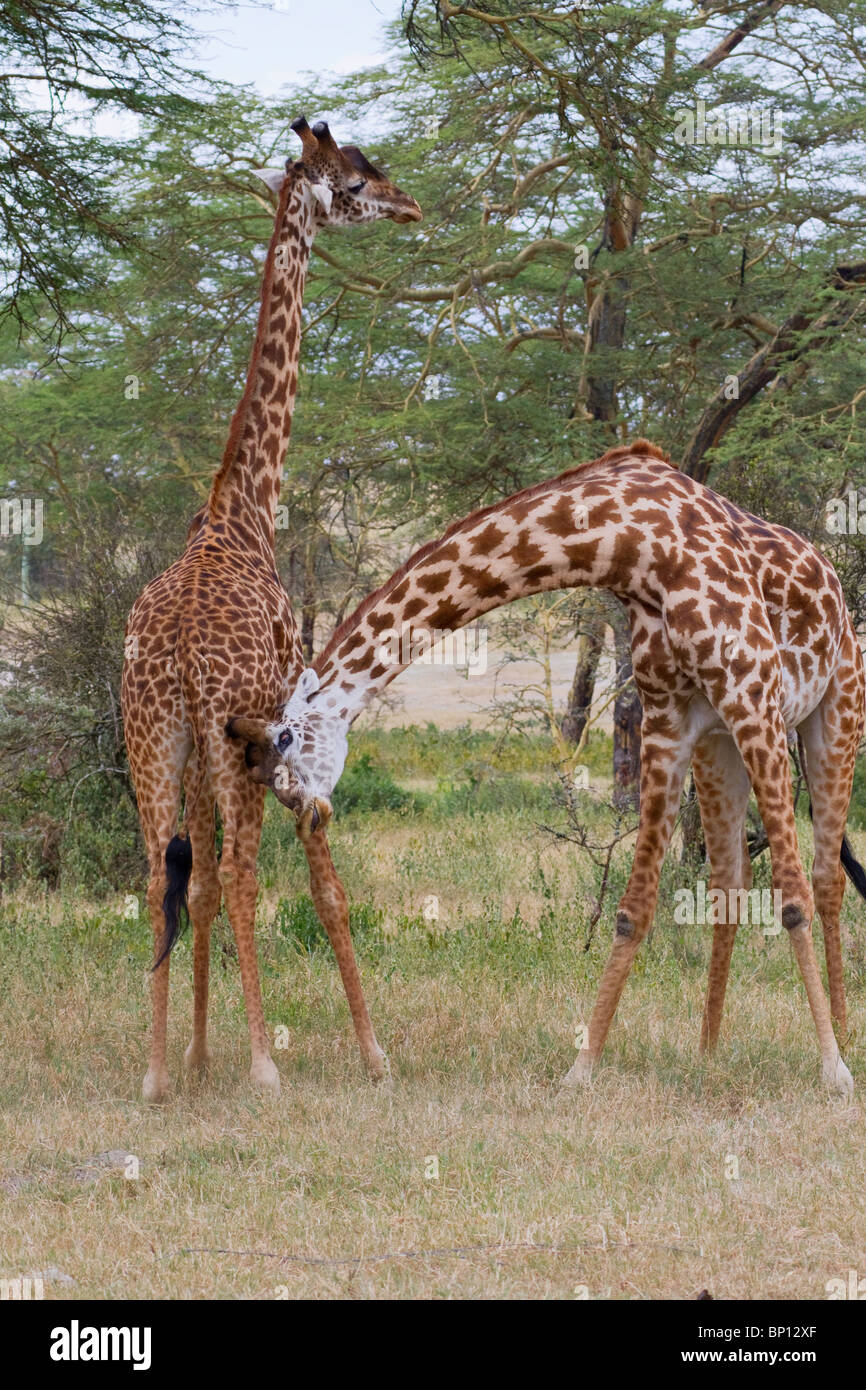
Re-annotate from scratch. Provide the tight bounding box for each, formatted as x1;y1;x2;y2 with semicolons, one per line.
207;171;315;557
313;444;681;724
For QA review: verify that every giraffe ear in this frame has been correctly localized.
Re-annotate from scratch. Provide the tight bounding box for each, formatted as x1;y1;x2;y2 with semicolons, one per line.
311;182;333;214
281;667;320;718
226;716;271;748
297;667;320;701
226;717;278;785
252;168;286;194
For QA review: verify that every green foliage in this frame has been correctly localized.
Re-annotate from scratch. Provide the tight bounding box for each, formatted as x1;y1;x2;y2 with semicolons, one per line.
0;686;142;892
332;751;425;816
434;769;556;819
348;724;604;777
1;3;865;894
0;0;231;337
273;892;385;957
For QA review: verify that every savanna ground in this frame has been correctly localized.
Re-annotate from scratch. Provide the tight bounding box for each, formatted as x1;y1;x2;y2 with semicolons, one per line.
1;727;865;1301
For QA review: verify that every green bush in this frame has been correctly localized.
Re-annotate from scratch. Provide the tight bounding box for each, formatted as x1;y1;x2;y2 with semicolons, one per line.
273;893;385;957
348;723;566;777
333;752;425;816
434;770;557;818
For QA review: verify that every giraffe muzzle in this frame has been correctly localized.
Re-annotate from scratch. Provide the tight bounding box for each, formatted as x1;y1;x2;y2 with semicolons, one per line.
295;798;333;842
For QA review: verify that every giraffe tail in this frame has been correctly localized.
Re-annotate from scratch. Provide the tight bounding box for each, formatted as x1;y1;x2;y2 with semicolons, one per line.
797;733;866;905
151;636;209;971
840;835;866;903
152;834;193;971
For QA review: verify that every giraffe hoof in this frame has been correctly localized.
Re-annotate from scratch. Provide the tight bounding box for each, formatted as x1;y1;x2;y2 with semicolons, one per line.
250;1056;281;1096
367;1049;390;1085
559;1052;594;1089
183;1041;213;1074
141;1068;170;1104
823;1054;854;1098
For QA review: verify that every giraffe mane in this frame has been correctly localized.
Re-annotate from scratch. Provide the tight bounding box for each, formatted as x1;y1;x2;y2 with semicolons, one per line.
318;439;675;669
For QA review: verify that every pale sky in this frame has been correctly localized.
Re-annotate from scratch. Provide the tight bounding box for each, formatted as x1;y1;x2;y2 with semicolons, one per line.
190;0;405;94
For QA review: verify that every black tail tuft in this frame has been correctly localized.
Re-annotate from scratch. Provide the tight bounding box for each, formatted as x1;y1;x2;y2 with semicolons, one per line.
153;834;193;971
841;834;866;903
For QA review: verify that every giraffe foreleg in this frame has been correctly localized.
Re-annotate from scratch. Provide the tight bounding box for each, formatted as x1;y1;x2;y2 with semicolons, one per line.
562;704;693;1087
302;829;387;1081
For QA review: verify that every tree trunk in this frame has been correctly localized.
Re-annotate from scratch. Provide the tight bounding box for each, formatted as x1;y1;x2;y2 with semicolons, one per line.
300;545;316;662
583;271;628;424
573;188;645;800
611;605;642;812
679;773;706;868
561;604;605;745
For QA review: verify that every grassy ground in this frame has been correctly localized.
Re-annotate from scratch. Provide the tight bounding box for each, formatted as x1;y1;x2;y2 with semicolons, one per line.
1;729;865;1300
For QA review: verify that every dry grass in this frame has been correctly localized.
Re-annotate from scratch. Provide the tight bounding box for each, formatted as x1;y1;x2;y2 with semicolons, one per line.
1;763;865;1301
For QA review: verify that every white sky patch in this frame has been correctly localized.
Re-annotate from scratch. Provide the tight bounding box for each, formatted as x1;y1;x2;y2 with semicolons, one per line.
6;3;402;149
190;1;400;94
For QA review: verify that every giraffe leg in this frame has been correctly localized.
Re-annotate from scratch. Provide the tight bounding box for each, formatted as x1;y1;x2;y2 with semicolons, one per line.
183;765;220;1074
302;830;387;1081
217;777;279;1094
138;775;185;1103
728;696;852;1096
692;732;753;1053
562;706;693;1087
798;663;864;1040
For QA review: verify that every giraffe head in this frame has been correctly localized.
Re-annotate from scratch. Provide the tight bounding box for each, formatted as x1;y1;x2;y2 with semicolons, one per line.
253;115;422;228
227;669;348;840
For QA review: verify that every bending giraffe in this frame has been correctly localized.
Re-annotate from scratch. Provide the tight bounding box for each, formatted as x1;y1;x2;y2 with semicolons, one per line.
122;117;421;1102
233;440;866;1095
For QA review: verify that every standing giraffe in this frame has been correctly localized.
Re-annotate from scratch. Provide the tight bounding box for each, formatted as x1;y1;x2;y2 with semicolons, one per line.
234;440;866;1095
122;117;421;1102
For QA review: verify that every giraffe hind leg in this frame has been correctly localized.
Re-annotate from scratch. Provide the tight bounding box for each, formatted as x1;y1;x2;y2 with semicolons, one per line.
183;755;220;1074
137;771;186;1103
213;770;279;1095
693;732;753;1054
798;648;866;1042
726;689;851;1095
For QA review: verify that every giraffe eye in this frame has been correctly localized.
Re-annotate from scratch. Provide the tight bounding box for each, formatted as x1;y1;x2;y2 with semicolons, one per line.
347;179;366;194
277;729;293;752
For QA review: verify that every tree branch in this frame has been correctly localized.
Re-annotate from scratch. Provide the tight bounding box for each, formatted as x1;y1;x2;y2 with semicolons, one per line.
698;0;788;71
680;261;866;482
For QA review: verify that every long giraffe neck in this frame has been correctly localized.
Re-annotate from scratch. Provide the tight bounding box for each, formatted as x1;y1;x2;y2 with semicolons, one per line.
207;170;314;556
313;442;680;723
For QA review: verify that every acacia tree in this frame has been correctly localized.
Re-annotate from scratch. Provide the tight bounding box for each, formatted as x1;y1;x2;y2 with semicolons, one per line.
0;0;243;340
396;0;866;797
2;6;865;888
